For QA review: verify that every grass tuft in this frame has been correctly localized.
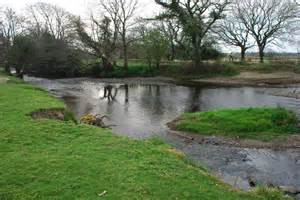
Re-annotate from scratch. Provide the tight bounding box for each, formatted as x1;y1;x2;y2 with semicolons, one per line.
175;108;299;141
251;187;293;200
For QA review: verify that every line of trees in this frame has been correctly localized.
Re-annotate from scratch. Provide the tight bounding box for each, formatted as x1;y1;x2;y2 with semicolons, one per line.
0;0;299;78
215;0;299;63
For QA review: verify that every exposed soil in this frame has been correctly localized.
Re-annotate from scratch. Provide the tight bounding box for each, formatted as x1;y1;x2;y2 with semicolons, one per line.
167;118;300;150
0;77;8;84
192;72;300;87
30;108;66;121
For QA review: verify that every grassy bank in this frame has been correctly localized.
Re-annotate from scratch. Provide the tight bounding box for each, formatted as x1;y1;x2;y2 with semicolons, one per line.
174;108;299;141
0;75;292;199
106;60;300;79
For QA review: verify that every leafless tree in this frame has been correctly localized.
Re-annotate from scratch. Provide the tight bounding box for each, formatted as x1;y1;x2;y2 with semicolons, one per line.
155;0;230;67
235;0;299;63
26;2;76;42
75;16;115;71
99;0;138;70
159;18;185;61
215;16;254;62
0;7;25;73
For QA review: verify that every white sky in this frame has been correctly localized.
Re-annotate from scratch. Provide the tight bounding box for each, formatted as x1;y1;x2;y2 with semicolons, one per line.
0;0;160;18
0;0;299;53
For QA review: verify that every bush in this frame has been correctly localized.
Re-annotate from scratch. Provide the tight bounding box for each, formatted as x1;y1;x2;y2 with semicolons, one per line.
182;62;237;76
8;35;35;77
29;33;83;78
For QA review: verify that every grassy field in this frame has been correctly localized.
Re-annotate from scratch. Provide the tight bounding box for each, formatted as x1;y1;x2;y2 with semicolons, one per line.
0;74;292;199
175;108;299;141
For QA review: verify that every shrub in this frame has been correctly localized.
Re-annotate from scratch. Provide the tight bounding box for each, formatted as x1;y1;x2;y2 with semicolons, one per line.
182;62;237;76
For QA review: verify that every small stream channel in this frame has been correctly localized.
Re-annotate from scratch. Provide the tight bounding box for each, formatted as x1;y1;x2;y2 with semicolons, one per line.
24;76;300;195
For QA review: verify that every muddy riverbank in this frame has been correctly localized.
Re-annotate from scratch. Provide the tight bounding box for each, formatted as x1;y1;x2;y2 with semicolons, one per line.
168;118;300;150
191;71;300;87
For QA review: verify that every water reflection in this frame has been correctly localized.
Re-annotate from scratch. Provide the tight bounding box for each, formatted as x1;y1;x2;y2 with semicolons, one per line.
101;85;118;102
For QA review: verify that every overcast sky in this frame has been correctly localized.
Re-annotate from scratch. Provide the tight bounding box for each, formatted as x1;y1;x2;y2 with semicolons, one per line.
0;0;160;18
1;0;299;53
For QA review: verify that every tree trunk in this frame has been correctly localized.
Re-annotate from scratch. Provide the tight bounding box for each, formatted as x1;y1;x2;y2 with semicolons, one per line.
193;48;201;68
170;42;175;61
15;67;24;79
123;44;128;71
102;57;114;71
192;36;201;68
122;29;128;71
241;47;246;62
259;47;265;63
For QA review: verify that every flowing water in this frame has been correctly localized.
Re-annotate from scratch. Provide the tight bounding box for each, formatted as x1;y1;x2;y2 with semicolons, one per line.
24;76;300;191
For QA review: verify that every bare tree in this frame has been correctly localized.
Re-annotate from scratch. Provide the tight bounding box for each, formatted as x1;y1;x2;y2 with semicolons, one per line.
235;0;299;63
159;17;184;61
75;17;115;71
99;0;138;70
155;0;230;68
26;2;75;42
215;16;254;62
0;7;24;73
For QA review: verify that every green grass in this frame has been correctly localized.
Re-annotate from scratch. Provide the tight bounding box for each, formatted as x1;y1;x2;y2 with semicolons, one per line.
0;76;292;199
224;61;300;74
175;108;299;141
84;59;239;78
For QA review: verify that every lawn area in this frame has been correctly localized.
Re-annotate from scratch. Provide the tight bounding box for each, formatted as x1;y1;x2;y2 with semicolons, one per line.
0;75;291;199
175;108;299;141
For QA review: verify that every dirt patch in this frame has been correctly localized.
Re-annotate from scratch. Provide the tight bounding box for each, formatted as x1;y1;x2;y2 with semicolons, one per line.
30;108;66;121
0;77;8;84
192;71;300;87
167;118;300;150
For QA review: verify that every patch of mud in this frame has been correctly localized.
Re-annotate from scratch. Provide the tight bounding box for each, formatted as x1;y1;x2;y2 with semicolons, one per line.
30;108;66;121
168;119;300;150
192;72;300;87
